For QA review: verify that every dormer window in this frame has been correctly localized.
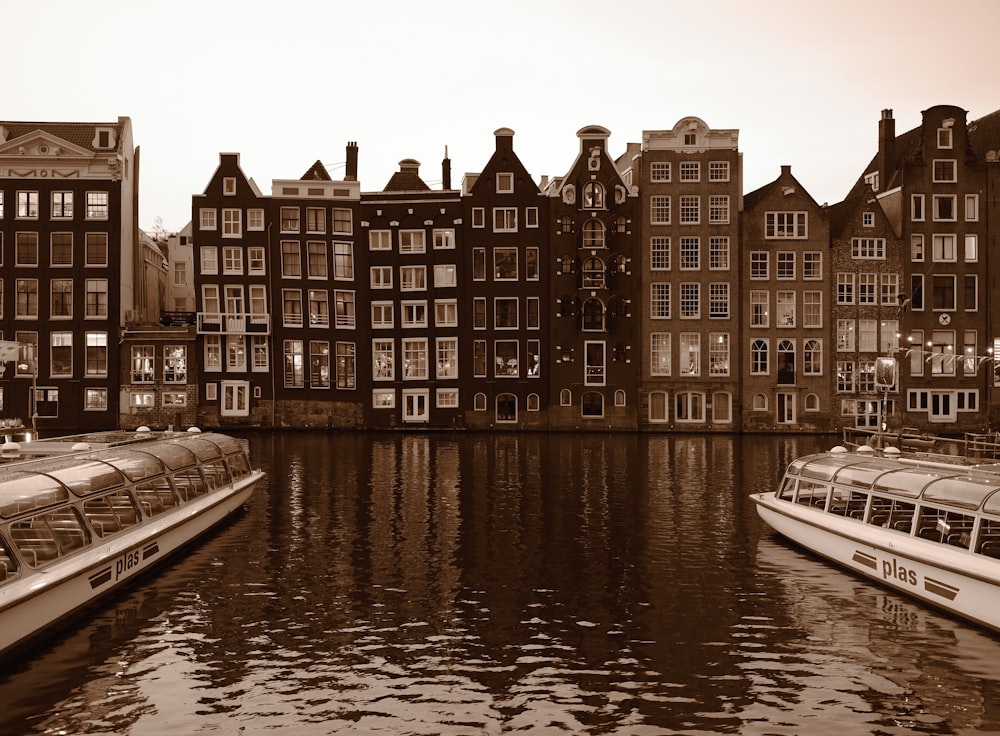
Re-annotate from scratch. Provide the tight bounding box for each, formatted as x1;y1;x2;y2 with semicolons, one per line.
223;177;237;195
496;172;513;193
684;132;696;145
93;127;116;150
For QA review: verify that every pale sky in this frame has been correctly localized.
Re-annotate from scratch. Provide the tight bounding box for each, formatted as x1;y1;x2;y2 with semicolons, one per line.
5;0;998;233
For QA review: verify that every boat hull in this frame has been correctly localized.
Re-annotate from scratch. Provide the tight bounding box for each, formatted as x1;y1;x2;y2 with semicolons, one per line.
0;471;261;658
752;492;1000;633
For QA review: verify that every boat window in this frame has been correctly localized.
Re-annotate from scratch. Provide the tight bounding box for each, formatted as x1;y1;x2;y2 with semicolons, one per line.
173;468;209;501
134;477;179;517
832;463;891;489
226;452;251;479
798;456;846;481
183;439;224;462
923;476;1000;511
45;459;126;498
147;443;199;471
916;506;974;548
976;518;1000;559
867;496;915;532
785;458;810;477
0;473;70;519
9;507;89;567
873;469;949;499
208;435;246;457
795;480;829;509
778;476;797;501
981;491;1000;517
83;489;141;537
829;490;868;519
202;460;231;491
102;451;167;483
0;538;17;584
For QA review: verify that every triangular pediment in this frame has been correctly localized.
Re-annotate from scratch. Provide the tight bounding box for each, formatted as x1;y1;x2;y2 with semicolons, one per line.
0;130;94;158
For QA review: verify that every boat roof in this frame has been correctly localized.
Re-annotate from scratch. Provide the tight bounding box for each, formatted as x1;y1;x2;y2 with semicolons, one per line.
0;431;245;520
788;450;1000;515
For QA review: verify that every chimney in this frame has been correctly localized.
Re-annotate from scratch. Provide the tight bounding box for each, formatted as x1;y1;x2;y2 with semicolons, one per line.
345;141;358;181
876;109;894;191
442;145;451;190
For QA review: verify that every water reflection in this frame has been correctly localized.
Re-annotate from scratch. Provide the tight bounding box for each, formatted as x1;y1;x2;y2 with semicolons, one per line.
2;432;1000;734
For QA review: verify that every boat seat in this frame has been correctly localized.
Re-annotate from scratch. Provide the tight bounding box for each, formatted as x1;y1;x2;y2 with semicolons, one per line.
12;537;59;566
980;541;1000;559
50;524;87;552
87;513;122;536
918;526;941;541
947;531;972;549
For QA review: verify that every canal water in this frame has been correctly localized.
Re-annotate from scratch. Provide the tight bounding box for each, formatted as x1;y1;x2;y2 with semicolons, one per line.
3;431;1000;735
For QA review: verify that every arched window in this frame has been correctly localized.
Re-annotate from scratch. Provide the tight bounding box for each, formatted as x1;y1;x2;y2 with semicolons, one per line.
583;219;605;248
527;393;540;411
583;181;605;209
751;339;769;375
582;298;605;331
582;391;604;417
752;393;768;411
614;215;627;234
560;388;573;406
582;257;605;288
559;216;573;234
474;392;487;411
803;339;822;375
614;389;626;407
496;393;517;422
560;254;575;274
804;393;820;411
777;339;795;385
676;391;705;422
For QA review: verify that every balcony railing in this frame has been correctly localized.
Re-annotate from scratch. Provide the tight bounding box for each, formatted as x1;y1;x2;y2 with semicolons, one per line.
197;312;271;335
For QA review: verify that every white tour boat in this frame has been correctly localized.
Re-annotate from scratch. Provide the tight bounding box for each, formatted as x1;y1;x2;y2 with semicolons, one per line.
0;429;264;658
752;440;1000;633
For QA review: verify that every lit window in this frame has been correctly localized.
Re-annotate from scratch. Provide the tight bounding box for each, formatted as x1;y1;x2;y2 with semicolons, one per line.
51;191;73;219
17;191;39;218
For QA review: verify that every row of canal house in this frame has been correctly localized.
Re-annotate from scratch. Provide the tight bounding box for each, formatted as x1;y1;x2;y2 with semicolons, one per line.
1;106;998;434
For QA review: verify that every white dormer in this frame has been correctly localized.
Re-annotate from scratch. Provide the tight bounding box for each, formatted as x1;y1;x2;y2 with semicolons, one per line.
93;126;117;150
